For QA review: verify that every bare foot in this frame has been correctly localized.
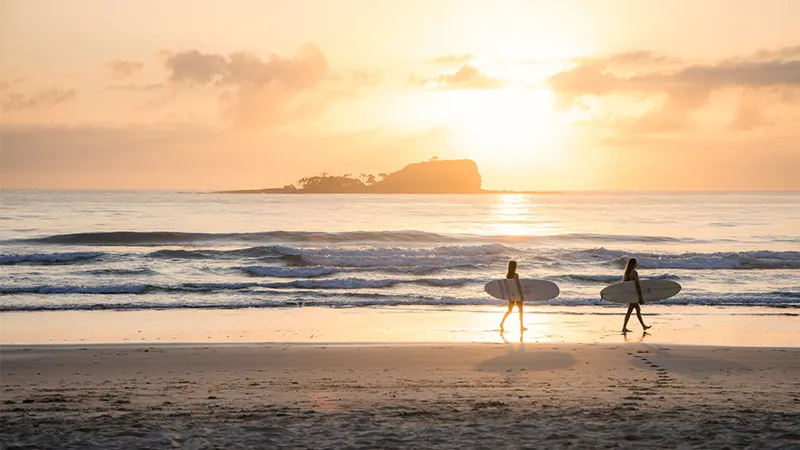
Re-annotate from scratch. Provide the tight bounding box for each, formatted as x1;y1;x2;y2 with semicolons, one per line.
643;325;652;330
622;328;633;333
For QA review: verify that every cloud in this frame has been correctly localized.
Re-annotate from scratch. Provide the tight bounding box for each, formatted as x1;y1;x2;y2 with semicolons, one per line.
411;64;503;90
2;88;76;111
726;86;799;131
228;45;329;88
160;44;332;128
729;89;768;131
106;83;165;91
352;70;382;88
549;45;800;133
669;60;800;87
430;54;473;65
738;45;800;62
163;50;228;85
107;60;145;79
601;51;681;69
219;84;343;129
162;44;328;89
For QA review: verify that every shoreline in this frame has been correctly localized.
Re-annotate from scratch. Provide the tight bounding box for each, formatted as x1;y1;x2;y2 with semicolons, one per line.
3;340;799;351
2;305;798;347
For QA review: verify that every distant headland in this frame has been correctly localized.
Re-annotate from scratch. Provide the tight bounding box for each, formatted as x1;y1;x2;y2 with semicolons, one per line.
219;158;493;194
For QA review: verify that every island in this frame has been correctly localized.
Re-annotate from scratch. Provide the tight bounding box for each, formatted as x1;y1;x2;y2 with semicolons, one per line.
218;158;485;194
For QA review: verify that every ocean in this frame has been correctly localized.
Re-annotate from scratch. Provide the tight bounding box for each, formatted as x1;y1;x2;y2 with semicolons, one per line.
1;191;798;312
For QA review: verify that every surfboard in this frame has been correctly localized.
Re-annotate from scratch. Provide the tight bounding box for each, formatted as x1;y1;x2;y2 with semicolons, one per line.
484;279;560;302
600;279;681;304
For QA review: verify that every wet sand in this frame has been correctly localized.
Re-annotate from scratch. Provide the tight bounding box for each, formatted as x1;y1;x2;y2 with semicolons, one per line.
2;305;799;347
2;343;799;449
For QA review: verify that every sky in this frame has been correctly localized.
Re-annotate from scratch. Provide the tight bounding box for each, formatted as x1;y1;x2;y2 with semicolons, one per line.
1;0;799;191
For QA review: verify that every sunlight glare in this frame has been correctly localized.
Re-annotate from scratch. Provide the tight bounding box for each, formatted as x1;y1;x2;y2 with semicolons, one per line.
443;89;564;165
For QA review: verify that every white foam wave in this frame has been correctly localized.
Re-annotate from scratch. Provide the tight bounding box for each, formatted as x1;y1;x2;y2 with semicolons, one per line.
238;265;446;278
240;266;342;278
634;254;800;270
261;277;478;290
272;244;508;267
78;267;156;276
272;243;510;257
575;248;800;270
551;274;681;284
0;277;480;295
0;252;104;265
1;284;153;295
300;255;497;268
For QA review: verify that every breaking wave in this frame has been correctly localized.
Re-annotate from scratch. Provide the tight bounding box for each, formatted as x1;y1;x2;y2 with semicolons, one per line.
575;248;800;270
16;230;708;246
237;265;445;278
0;252;104;265
19;230;460;246
0;277;481;295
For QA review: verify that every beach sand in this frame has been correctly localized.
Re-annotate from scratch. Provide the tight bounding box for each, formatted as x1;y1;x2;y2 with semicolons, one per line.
2;342;799;449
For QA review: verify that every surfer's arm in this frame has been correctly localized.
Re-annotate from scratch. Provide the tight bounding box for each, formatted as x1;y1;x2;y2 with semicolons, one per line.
632;272;644;304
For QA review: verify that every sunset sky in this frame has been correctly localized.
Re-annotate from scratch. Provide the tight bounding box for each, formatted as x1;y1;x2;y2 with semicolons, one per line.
2;0;799;191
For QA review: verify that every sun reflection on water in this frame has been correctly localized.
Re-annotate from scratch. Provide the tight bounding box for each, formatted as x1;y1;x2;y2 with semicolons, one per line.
485;194;556;237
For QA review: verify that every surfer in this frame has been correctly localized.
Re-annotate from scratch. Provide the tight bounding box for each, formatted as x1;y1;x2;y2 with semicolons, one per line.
500;260;528;333
621;257;651;333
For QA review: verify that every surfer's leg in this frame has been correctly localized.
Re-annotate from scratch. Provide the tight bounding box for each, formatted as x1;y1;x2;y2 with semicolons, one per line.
622;305;634;332
517;301;527;331
634;304;651;330
500;302;513;331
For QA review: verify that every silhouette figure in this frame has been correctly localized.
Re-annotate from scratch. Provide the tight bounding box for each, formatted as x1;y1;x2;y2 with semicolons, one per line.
500;261;528;333
621;257;652;333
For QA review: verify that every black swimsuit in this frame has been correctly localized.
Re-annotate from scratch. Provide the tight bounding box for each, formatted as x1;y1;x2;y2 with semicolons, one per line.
624;270;640;305
507;274;522;304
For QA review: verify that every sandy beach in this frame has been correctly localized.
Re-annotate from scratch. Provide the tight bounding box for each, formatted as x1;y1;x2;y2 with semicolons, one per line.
2;342;799;449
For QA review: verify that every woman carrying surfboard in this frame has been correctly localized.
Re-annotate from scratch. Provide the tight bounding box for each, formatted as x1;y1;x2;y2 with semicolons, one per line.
621;258;651;333
485;264;559;332
499;261;528;333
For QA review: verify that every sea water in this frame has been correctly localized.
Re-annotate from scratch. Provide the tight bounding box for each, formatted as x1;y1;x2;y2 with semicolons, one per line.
1;191;798;312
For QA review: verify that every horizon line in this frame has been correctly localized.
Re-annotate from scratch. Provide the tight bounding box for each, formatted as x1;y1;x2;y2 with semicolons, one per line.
1;188;798;194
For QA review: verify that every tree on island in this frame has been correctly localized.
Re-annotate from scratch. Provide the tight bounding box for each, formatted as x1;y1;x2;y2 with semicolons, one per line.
286;157;476;193
218;158;482;194
296;173;368;192
293;157;443;192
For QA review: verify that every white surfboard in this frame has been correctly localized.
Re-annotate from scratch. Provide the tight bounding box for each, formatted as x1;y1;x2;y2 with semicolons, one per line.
484;279;560;302
600;279;681;304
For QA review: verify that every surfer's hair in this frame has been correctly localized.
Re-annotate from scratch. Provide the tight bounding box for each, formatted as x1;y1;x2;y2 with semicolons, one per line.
623;257;638;280
506;260;517;278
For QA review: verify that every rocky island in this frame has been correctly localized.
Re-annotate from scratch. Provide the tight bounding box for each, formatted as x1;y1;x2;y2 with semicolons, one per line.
219;159;485;194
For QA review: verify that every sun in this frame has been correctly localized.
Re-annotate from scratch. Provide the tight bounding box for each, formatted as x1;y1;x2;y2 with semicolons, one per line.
440;88;565;165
